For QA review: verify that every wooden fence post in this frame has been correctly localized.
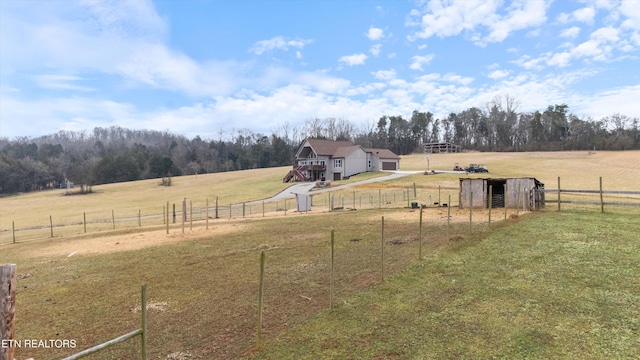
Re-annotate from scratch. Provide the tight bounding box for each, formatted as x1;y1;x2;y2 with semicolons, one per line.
166;202;169;234
488;185;493;226
112;210;116;230
138;209;141;227
557;177;561;212
206;199;209;230
1;264;17;360
50;215;53;238
84;212;87;233
140;284;147;360
516;183;521;216
418;207;423;259
190;201;193;230
215;196;219;219
257;251;266;350
353;191;356;210
447;195;451;239
504;184;508;220
600;177;604;213
381;216;385;281
182;198;187;223
12;221;15;244
469;192;473;235
330;230;335;311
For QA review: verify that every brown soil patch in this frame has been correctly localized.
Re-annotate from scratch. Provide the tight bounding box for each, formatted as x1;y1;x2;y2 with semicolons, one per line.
368;207;522;225
24;222;248;259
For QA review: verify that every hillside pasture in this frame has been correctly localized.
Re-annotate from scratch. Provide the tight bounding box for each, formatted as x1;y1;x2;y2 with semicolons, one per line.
1;150;639;359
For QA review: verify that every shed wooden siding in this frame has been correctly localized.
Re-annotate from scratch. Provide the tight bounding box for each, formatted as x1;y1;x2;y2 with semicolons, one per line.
459;178;487;209
459;177;544;210
506;178;534;208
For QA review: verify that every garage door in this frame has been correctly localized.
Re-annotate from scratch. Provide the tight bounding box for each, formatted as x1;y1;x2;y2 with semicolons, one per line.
382;162;397;170
333;172;341;181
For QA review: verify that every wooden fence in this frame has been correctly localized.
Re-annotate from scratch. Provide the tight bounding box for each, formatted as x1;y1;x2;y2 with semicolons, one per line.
536;177;640;212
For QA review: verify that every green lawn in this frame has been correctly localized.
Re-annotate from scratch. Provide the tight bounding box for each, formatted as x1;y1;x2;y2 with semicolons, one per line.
246;211;640;359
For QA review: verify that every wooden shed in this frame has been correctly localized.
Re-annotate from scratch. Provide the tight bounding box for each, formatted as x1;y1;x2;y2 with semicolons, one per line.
459;177;545;210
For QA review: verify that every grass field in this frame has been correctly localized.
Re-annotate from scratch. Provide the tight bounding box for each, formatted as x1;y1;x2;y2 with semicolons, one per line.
1;150;639;359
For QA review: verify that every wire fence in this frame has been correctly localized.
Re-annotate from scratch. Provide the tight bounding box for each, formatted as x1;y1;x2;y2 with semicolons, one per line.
0;186;462;245
10;204;519;359
2;178;638;245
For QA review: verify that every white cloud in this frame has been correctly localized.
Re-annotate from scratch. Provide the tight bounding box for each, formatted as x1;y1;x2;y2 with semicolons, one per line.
591;26;619;42
249;36;313;55
573;84;640;118
370;44;382;56
408;0;500;39
560;26;581;38
620;1;640;30
366;27;384;40
481;0;549;45
409;54;435;71
338;53;368;66
407;0;549;46
573;7;596;24
32;74;95;92
546;51;572;67
488;69;510;79
0;1;241;97
557;12;571;24
372;69;396;80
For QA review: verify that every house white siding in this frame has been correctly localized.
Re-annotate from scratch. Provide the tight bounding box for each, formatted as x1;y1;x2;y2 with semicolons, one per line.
344;147;367;177
285;138;400;182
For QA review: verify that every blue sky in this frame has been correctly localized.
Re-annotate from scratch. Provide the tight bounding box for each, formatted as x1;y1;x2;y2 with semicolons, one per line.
1;0;639;140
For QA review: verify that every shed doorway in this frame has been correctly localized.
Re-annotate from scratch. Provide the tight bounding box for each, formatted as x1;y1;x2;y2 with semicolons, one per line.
486;179;506;208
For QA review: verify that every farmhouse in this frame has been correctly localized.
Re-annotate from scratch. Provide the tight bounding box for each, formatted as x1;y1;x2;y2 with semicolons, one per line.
284;138;400;182
459;177;545;210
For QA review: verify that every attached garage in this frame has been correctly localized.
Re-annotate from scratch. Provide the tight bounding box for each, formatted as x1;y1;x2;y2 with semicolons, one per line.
382;161;397;170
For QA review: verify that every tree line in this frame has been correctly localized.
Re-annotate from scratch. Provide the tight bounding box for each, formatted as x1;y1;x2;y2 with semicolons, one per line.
1;96;638;195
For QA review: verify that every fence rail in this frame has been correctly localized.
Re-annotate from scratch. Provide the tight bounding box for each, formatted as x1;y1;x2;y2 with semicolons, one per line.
536;177;640;212
62;284;147;360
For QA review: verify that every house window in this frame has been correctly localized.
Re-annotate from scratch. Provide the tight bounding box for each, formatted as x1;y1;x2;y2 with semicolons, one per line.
334;159;342;168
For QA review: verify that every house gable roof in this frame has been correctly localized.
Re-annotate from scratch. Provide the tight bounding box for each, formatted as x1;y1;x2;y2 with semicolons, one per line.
332;145;364;158
365;148;401;160
297;138;400;160
305;139;356;157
